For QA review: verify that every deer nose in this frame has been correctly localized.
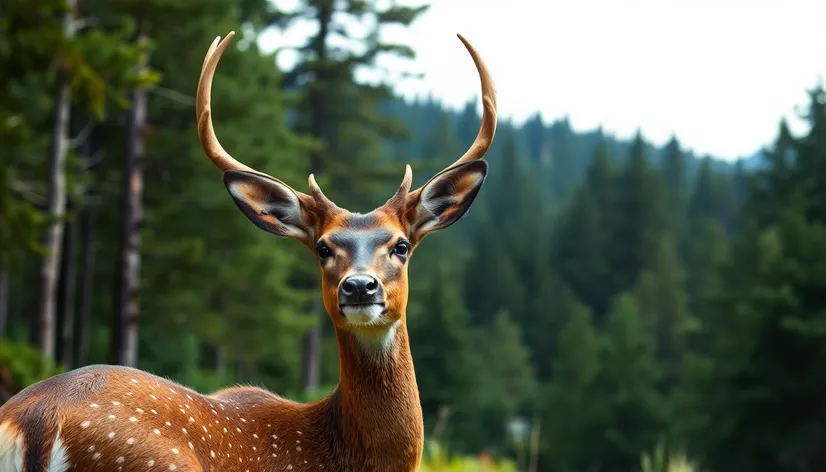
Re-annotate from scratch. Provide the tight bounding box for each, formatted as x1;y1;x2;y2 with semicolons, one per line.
340;274;381;303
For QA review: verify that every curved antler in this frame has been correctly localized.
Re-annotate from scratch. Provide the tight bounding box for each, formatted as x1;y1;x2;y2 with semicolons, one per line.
196;32;258;174
406;34;498;199
196;32;336;211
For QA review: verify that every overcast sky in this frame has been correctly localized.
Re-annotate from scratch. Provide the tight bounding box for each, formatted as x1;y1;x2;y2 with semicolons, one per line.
259;0;826;161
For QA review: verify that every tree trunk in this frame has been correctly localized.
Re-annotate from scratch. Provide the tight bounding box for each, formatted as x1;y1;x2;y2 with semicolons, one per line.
299;3;332;393
0;264;8;337
111;32;148;367
56;200;79;365
74;199;97;368
36;0;76;359
300;300;323;392
214;346;226;378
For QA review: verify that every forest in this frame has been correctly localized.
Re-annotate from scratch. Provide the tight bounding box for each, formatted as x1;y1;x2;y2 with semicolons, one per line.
3;0;826;471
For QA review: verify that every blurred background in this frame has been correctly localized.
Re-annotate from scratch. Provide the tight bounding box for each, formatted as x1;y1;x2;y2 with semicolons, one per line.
2;0;826;471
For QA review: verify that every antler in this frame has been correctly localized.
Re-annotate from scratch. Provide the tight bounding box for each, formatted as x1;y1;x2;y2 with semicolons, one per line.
196;32;258;174
406;34;498;199
196;32;337;210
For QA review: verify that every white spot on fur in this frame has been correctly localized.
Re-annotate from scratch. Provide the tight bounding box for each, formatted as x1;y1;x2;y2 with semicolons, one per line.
148;459;155;466
131;378;138;384
92;452;101;460
80;421;91;429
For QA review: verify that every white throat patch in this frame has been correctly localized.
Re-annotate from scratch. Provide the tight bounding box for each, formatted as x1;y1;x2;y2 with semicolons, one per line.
354;321;400;359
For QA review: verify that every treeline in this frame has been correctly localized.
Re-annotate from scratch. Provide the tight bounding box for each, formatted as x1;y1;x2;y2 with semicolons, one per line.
3;0;826;470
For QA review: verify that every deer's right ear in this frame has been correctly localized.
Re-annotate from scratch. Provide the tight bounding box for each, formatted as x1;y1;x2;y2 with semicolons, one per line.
223;170;315;243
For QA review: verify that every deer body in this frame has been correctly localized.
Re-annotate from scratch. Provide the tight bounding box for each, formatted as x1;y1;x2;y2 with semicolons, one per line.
0;325;421;471
0;29;496;472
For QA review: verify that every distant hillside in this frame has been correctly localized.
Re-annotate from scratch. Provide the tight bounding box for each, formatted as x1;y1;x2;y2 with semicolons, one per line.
381;96;756;202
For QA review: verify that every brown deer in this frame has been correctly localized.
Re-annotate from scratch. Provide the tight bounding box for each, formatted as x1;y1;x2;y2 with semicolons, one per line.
0;30;497;472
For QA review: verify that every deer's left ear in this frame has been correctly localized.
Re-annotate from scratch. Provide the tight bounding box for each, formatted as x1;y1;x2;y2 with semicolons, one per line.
407;160;488;242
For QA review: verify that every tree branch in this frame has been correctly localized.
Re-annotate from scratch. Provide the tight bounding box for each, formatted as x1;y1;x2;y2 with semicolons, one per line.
69;121;95;149
150;86;195;106
73;17;100;31
82;149;104;171
11;181;46;204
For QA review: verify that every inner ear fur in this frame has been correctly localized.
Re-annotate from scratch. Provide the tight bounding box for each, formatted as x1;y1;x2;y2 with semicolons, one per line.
407;160;488;241
223;170;317;244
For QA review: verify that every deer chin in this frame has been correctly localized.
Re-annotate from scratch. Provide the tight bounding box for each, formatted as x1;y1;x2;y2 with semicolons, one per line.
340;303;386;325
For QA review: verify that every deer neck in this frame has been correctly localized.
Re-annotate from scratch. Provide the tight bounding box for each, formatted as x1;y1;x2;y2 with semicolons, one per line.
322;321;423;470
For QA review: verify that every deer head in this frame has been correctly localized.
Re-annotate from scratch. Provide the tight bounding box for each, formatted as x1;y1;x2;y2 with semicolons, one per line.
196;31;497;348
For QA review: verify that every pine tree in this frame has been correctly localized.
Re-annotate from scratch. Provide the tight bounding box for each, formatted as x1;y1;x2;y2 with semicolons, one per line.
661;135;688;233
610;132;670;298
541;303;601;471
633;234;695;389
555;138;618;316
408;262;484;453
693;84;826;472
596;293;666;470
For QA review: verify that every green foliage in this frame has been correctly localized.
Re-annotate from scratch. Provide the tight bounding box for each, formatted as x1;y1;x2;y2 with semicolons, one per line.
0;339;65;391
640;438;697;472
419;440;517;472
541;303;601;471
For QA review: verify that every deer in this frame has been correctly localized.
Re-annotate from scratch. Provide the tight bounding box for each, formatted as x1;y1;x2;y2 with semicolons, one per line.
0;29;496;472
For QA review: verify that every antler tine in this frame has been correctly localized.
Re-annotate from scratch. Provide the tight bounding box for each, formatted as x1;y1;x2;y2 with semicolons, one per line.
409;34;498;197
196;31;257;174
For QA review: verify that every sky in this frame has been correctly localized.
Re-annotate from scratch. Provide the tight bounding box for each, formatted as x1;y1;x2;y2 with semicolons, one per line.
259;0;826;161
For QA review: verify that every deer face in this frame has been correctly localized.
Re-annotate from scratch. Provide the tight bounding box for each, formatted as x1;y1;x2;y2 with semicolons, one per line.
221;159;488;335
195;31;496;340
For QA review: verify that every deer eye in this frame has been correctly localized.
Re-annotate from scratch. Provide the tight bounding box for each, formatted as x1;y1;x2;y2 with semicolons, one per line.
316;242;333;260
391;240;410;259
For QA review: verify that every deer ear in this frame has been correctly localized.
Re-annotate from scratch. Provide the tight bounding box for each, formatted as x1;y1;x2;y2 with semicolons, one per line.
223;170;314;243
408;160;488;241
